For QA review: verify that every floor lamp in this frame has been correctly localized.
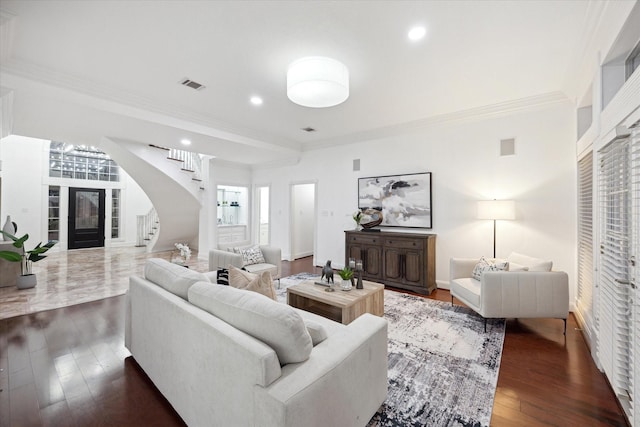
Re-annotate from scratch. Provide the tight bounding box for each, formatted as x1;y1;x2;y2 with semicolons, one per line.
477;200;515;258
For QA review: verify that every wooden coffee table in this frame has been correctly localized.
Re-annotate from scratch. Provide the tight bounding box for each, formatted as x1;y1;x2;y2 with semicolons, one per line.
287;279;384;324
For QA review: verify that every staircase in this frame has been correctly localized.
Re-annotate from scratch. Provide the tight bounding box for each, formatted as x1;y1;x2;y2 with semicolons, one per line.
99;137;205;252
151;144;205;191
136;208;159;247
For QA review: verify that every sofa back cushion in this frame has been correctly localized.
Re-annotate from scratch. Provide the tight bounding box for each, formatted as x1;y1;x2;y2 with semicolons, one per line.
144;258;210;300
507;252;553;272
188;282;313;365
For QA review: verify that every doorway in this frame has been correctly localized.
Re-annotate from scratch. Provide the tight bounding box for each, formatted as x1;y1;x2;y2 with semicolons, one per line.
256;185;270;245
290;182;316;260
68;187;105;249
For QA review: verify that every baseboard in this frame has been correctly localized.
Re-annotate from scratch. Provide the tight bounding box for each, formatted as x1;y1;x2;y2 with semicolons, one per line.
436;279;450;290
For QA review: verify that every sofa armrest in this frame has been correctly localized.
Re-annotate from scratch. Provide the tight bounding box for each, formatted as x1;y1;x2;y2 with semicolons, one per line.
480;271;569;318
259;245;281;279
209;248;244;271
450;258;479;280
254;314;388;427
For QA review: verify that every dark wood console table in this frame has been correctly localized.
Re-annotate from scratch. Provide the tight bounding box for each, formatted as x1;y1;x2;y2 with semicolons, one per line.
344;230;436;295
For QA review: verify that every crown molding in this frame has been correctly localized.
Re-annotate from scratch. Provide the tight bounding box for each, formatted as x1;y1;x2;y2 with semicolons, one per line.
0;58;301;154
0;8;17;62
303;91;570;151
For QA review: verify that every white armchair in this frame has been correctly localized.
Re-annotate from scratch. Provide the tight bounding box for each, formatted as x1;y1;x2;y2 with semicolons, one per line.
449;254;569;334
209;242;281;281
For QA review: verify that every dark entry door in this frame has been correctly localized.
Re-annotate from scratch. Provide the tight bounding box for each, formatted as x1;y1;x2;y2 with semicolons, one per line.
68;188;105;249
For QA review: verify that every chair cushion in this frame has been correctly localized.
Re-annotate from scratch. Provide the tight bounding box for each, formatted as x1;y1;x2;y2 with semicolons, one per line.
507;252;552;272
143;258;210;300
229;266;276;300
471;256;508;280
450;277;481;308
187;282;312;365
243;263;278;277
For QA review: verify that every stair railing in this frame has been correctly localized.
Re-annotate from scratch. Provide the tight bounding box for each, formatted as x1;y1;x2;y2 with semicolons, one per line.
168;148;203;185
136;207;159;247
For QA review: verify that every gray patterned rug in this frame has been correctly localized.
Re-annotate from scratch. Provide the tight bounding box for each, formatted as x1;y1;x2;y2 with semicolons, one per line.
278;273;506;427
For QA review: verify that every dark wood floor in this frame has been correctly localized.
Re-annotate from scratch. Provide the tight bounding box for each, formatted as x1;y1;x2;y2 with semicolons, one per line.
0;257;628;426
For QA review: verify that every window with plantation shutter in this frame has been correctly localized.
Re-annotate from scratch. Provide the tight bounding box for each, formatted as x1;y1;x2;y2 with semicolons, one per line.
577;152;594;331
630;124;639;426
597;133;633;420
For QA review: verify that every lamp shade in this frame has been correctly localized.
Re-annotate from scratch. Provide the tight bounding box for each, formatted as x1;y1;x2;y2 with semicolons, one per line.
287;57;349;108
477;200;515;220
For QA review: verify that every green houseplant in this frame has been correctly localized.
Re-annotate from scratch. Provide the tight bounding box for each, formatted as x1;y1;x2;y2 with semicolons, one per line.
338;266;354;290
0;231;57;289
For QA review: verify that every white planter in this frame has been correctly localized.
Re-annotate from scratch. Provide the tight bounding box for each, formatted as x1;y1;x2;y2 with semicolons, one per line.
16;274;37;289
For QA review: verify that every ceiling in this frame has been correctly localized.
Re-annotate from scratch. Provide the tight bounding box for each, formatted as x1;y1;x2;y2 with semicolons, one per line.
0;1;598;166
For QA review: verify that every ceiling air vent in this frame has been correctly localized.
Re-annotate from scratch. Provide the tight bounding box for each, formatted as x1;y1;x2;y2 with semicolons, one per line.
301;127;316;132
179;78;206;91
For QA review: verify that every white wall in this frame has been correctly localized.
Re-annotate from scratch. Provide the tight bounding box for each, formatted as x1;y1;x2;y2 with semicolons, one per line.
0;134;152;249
0;135;46;242
253;101;577;302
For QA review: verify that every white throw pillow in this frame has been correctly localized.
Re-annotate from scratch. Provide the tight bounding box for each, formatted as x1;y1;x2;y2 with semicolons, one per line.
507;252;552;272
144;258;210;300
472;256;508;281
188;282;312;365
507;262;529;272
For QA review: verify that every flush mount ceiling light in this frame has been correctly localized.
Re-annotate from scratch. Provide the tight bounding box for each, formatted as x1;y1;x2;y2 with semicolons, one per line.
180;138;191;146
250;96;263;106
408;26;426;41
287;56;349;108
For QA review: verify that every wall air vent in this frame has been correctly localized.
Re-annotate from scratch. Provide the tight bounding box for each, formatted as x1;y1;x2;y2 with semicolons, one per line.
179;78;206;91
301;127;316;132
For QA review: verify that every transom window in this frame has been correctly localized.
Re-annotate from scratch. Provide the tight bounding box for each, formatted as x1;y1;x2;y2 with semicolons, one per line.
49;142;120;181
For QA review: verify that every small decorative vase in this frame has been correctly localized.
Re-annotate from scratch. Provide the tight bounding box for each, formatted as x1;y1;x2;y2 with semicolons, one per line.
3;215;15;237
341;278;352;291
16;274;37;289
170;249;187;266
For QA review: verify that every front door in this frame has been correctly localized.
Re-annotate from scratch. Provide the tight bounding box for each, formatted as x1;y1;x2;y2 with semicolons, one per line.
68;188;105;249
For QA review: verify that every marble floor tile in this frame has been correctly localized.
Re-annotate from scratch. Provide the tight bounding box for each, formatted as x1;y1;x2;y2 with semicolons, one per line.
0;247;210;320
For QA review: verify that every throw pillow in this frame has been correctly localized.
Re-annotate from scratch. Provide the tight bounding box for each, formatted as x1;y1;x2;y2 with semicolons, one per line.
234;245;266;266
472;256;509;281
228;266;276;300
507;252;553;272
507;262;529;272
217;268;229;285
304;320;328;346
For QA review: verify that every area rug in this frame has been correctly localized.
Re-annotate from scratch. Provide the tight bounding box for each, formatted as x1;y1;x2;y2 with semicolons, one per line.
278;273;506;427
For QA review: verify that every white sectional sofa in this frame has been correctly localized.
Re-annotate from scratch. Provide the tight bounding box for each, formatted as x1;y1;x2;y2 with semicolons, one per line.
125;259;388;427
449;252;569;333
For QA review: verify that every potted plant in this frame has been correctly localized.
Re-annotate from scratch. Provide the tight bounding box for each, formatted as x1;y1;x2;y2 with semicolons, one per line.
338;266;354;290
0;231;57;289
352;210;363;231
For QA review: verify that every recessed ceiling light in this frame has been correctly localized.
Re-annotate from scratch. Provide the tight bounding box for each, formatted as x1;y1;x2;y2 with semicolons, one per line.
408;26;426;41
180;139;191;146
250;96;263;106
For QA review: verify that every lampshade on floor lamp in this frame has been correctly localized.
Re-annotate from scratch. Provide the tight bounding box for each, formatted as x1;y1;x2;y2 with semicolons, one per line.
477;200;515;258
